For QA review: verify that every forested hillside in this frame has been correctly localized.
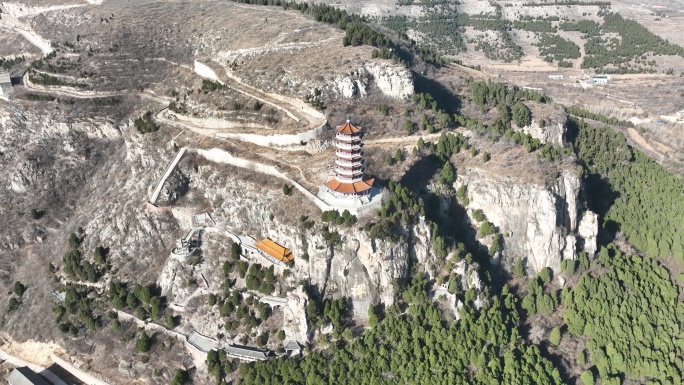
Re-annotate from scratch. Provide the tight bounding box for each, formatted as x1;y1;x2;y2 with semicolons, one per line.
239;276;563;384
562;246;684;384
234;65;684;385
569;119;684;261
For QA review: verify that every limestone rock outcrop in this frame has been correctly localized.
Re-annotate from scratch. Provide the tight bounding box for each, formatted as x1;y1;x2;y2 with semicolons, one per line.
324;229;410;320
10;157;44;193
514;119;566;147
332;61;414;100
157;168;189;206
577;211;599;256
188;165;434;319
263;215;431;320
365;61;414;100
282;286;309;343
457;165;597;274
513;101;567;147
434;260;484;319
334;72;370;99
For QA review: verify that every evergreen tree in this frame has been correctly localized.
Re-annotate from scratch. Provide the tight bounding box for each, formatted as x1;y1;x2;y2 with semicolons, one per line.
513;258;525;278
580;370;594;385
440;162;455;184
512;101;532;127
135;332;152;353
13;282;25;297
171;369;189;385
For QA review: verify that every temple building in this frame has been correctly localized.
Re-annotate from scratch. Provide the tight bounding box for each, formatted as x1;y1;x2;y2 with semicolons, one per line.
6;367;50;385
317;120;383;217
255;238;294;263
323;121;375;198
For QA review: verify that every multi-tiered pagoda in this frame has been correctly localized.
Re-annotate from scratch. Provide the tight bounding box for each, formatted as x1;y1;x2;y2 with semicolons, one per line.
323;120;374;198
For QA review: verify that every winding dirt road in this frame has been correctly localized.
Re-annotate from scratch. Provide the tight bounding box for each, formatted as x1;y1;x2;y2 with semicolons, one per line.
0;25;53;56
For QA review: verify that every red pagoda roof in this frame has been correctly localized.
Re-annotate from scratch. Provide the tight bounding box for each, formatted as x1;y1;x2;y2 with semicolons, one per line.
336;121;361;134
325;178;374;194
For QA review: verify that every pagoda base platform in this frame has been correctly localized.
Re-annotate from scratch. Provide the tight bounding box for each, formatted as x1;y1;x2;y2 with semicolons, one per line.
317;185;383;218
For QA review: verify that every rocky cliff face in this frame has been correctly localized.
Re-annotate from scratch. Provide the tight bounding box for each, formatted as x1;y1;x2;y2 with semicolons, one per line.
189;159;431;319
0;103;125;249
332;60;414;100
514;120;566;147
163;154;491;323
321;224;415;319
433;260;484;319
334;69;371;99
457;163;597;274
513;101;568;147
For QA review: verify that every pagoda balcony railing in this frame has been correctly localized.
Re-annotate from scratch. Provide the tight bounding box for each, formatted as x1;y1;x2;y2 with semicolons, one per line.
335;165;363;173
335;151;362;158
336;143;361;151
336;133;361;142
335;168;363;177
335;159;362;168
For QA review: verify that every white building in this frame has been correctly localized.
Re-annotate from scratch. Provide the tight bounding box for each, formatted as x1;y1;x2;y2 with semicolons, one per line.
589;74;610;84
0;72;12;100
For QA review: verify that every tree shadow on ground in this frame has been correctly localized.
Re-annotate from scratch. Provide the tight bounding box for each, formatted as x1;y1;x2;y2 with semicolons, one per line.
565;118;621;249
400;154;441;193
413;72;462;114
517;329;576;385
401;155;498;283
44;364;86;385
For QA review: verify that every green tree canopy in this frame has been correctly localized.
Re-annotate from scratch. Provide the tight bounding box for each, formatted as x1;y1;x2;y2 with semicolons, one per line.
512;101;532;127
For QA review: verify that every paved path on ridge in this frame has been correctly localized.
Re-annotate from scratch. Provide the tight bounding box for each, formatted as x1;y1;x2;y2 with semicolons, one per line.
0;348;68;385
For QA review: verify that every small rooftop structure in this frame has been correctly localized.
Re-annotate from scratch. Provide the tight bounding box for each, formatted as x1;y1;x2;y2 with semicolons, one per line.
336;121;361;134
6;367;50;385
224;344;270;362
192;212;215;227
588;74;609;84
255;238;294;262
0;72;12;100
324;178;375;194
284;340;303;357
186;330;218;353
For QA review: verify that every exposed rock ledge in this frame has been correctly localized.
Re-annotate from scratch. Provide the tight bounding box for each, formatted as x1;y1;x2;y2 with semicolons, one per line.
333;60;414;100
458;165;597;275
513;101;568;147
514;120;566;148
